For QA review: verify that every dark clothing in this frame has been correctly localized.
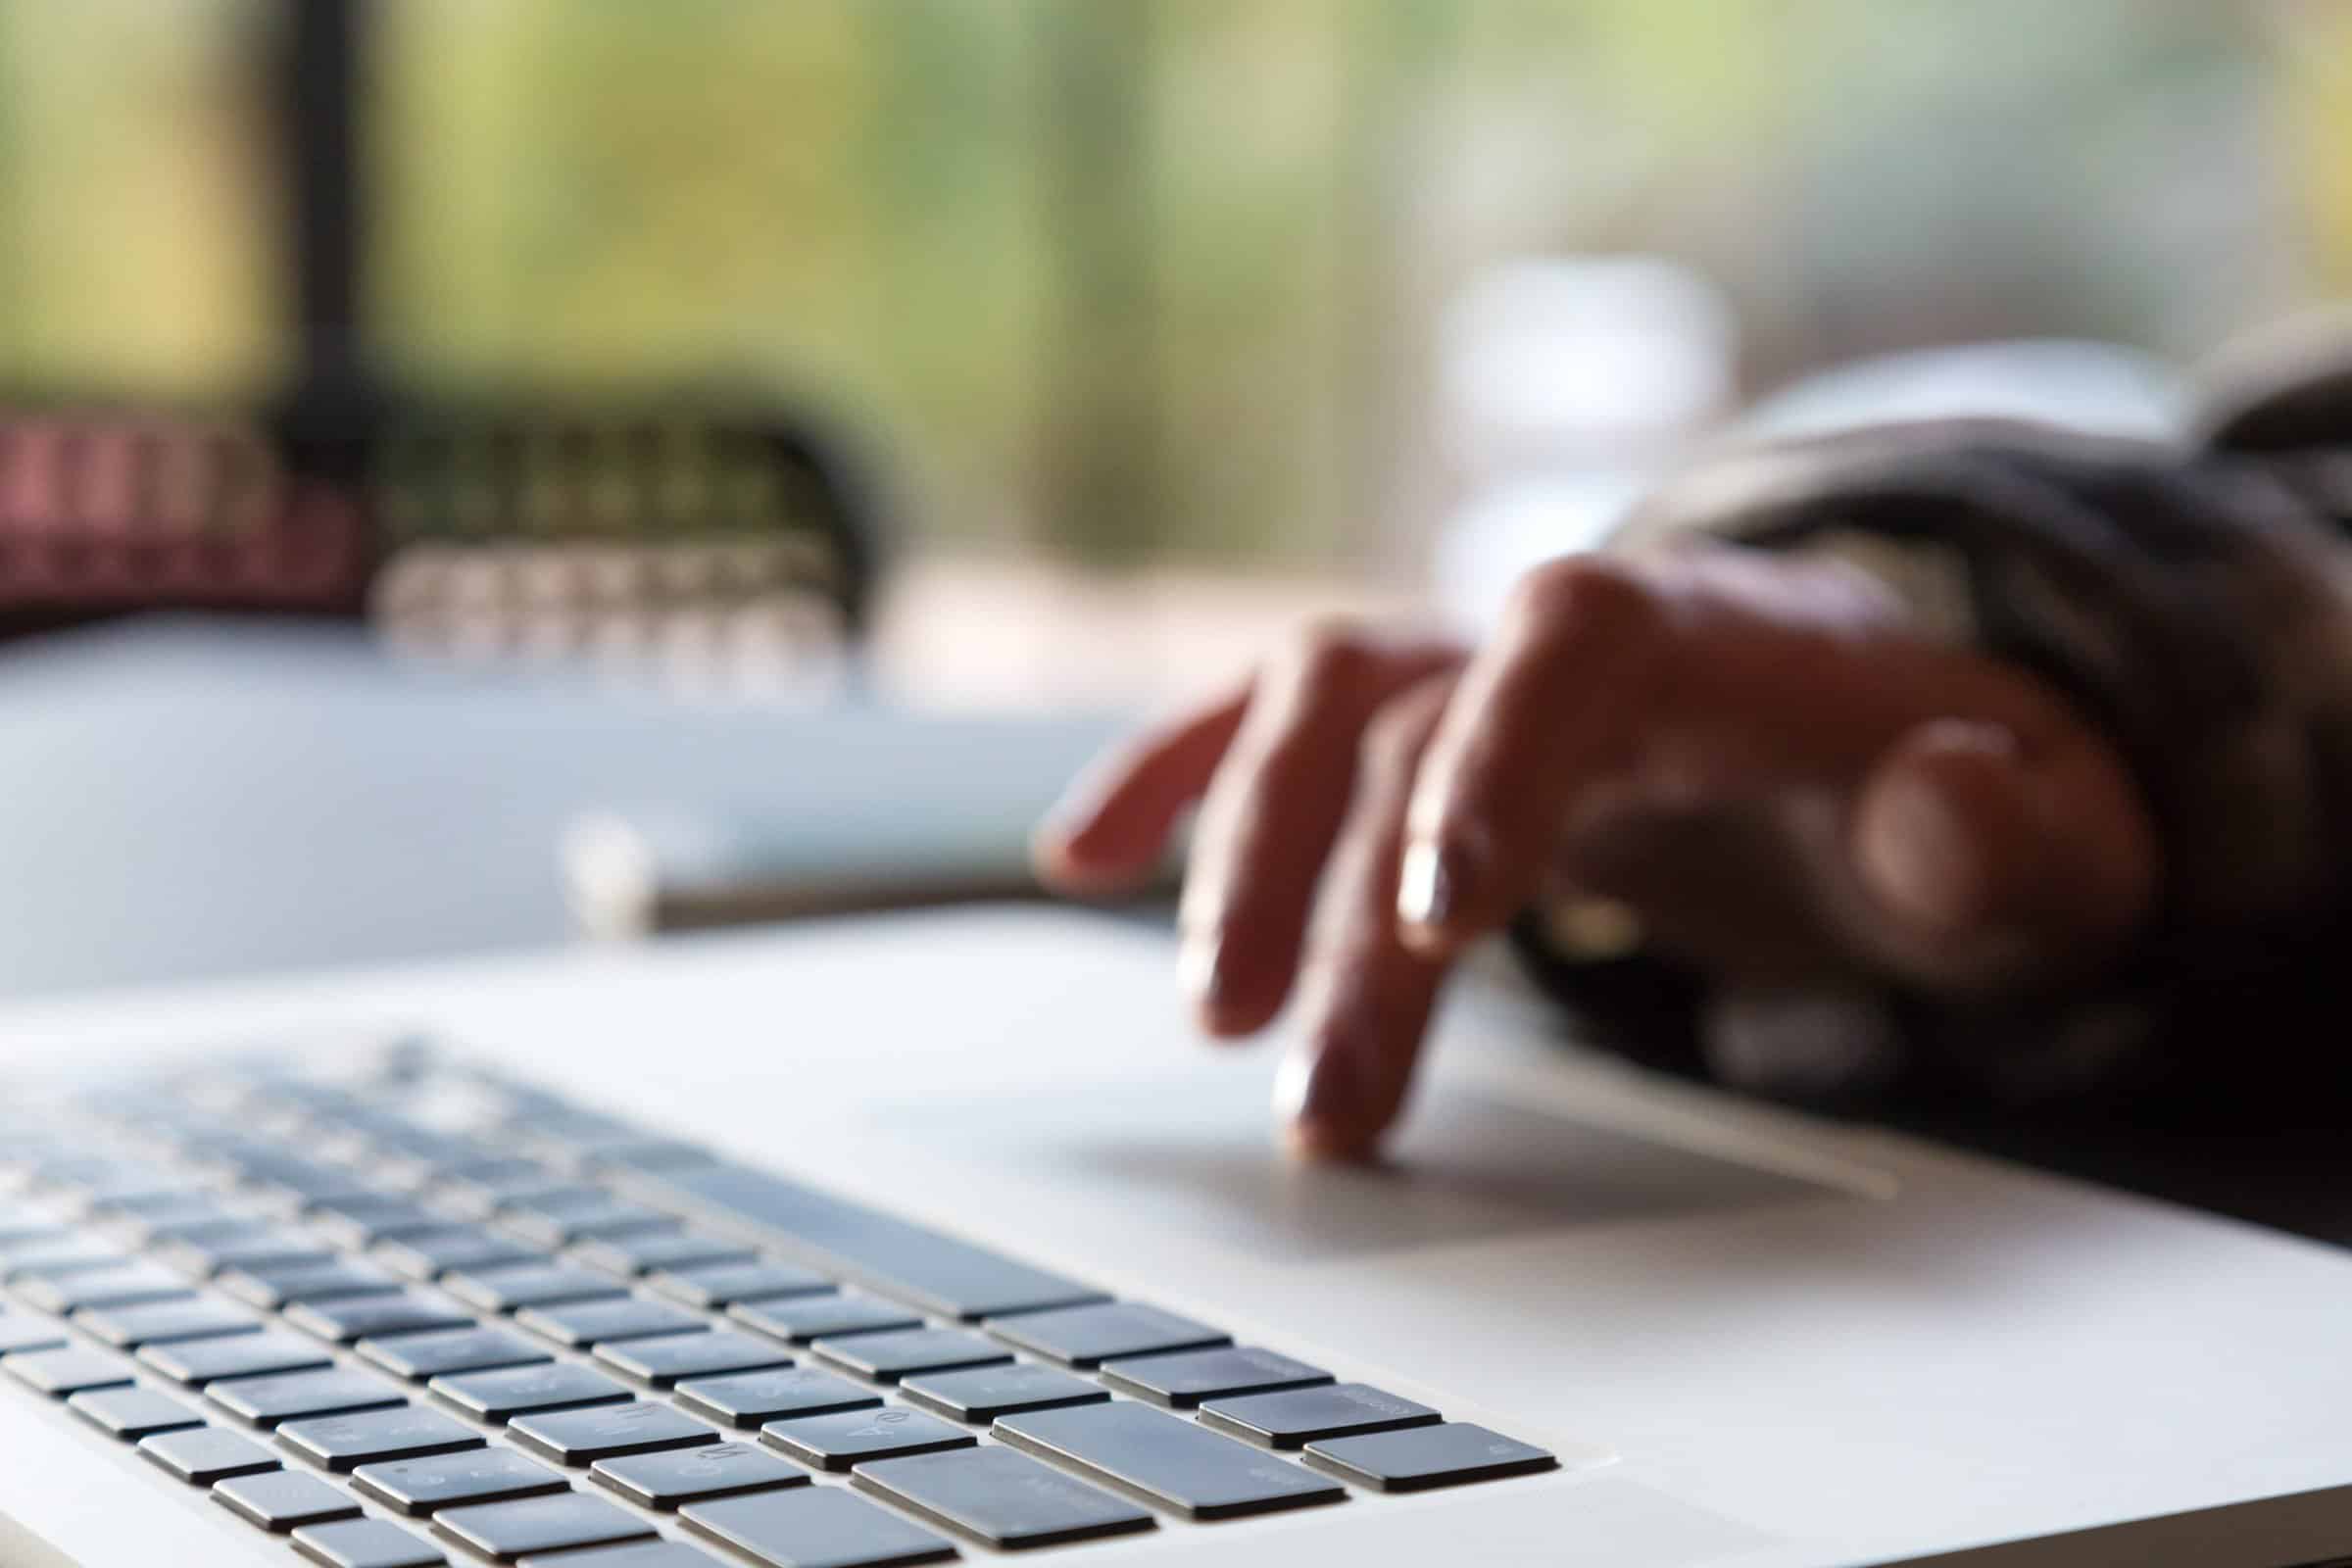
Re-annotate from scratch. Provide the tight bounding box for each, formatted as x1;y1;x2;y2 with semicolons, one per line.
1516;319;2352;1118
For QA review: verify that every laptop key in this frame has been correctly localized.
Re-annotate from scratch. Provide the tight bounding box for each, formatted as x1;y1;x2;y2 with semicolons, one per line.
641;1160;1102;1320
0;1201;68;1246
648;1260;830;1310
291;1516;449;1568
312;1198;454;1249
515;1296;706;1348
128;1207;253;1246
67;1384;208;1440
3;1235;128;1278
994;1400;1347;1520
515;1546;723;1568
16;1260;196;1313
362;1325;551;1382
729;1294;921;1346
595;1330;791;1389
447;1263;629;1314
809;1328;1008;1385
1302;1421;1565;1492
431;1164;573;1220
898;1363;1108;1424
78;1297;263;1348
1197;1382;1442;1448
140;1329;335;1386
377;1227;545;1282
159;1224;339;1278
139;1425;283;1484
569;1231;756;1279
215;1469;365;1533
104;1195;242;1241
673;1366;881;1429
433;1493;658;1563
759;1407;973;1473
208;1366;411;1428
432;1362;632;1424
571;1137;716;1176
984;1301;1226;1369
1099;1346;1333;1408
351;1446;569;1515
855;1446;1154;1550
223;1257;405;1309
287;1290;476;1345
681;1488;956;1568
502;1194;677;1250
279;1406;486;1472
6;1346;136;1396
509;1399;721;1466
0;1312;70;1355
591;1439;810;1509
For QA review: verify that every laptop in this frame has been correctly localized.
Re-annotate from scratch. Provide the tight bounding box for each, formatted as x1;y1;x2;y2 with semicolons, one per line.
1;906;2347;1568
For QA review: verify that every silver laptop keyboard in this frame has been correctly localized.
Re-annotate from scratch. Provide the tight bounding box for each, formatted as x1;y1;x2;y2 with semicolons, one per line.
0;1041;1561;1565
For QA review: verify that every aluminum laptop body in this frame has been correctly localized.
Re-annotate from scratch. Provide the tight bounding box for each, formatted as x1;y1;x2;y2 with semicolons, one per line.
0;907;2346;1568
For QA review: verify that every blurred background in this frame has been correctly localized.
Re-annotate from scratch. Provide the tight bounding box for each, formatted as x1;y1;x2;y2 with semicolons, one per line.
0;0;2344;992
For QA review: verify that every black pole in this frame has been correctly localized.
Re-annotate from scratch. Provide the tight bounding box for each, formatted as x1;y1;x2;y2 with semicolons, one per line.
284;0;364;391
273;0;375;494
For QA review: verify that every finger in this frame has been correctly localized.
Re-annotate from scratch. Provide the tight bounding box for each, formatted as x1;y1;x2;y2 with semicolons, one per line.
1179;630;1464;1036
1847;717;2156;991
1397;559;1666;955
1279;674;1455;1160
1033;688;1248;894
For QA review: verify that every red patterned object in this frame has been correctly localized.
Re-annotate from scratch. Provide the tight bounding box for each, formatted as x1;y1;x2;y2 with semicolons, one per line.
0;415;371;637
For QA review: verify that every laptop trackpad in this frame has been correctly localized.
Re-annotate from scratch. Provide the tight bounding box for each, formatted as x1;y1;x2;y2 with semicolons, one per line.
881;1073;1852;1262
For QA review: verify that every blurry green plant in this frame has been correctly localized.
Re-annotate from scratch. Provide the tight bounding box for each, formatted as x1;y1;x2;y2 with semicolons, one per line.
0;0;2340;570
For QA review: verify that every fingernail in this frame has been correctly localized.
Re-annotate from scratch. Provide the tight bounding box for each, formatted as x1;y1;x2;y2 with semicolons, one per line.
1396;839;1465;931
1277;1046;1368;1156
1178;929;1228;1009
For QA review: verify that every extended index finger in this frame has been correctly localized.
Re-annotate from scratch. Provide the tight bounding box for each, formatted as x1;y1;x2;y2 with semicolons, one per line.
1033;688;1250;894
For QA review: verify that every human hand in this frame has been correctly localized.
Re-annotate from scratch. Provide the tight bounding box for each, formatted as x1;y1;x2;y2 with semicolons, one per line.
1034;545;2157;1159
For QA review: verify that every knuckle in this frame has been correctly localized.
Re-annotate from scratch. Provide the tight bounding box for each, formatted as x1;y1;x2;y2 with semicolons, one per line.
1505;556;1656;646
1274;617;1376;706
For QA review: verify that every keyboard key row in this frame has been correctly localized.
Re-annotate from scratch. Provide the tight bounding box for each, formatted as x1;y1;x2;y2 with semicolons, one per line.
636;1160;1102;1323
18;1061;1577;1566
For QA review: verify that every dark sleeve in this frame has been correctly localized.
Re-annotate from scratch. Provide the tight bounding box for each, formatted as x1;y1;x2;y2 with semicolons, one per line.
1511;322;2352;1118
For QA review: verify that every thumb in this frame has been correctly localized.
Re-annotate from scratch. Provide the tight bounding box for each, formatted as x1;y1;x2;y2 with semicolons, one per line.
1848;717;2156;993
